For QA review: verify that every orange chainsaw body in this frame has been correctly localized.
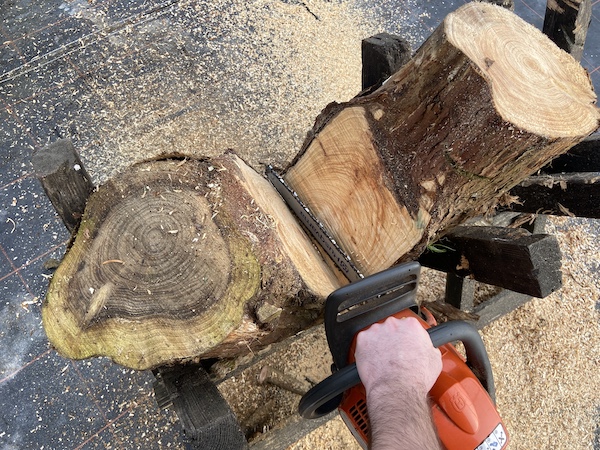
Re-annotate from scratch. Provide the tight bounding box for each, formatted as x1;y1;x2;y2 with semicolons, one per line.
339;309;509;450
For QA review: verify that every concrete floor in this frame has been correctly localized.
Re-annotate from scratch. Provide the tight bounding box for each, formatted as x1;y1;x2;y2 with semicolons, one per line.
1;0;599;448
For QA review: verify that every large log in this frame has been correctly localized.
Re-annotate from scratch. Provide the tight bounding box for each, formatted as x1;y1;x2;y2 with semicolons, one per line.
285;3;598;274
43;154;340;369
283;2;598;276
42;3;598;370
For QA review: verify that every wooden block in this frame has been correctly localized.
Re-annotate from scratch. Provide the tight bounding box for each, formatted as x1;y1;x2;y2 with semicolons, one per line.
249;412;336;450
419;226;562;298
444;272;475;311
473;289;531;329
543;0;592;61
509;172;600;218
361;32;411;91
542;135;600;174
154;365;248;449
31;138;94;232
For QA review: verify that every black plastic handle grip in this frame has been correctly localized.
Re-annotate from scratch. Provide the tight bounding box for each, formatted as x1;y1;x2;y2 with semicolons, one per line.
298;320;496;419
325;261;421;369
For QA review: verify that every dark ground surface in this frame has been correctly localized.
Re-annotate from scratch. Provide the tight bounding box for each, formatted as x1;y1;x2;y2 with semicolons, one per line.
1;0;599;449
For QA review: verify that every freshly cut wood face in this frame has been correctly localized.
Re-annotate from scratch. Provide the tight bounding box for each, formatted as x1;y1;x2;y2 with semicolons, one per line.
230;154;341;297
443;2;598;137
285;107;427;275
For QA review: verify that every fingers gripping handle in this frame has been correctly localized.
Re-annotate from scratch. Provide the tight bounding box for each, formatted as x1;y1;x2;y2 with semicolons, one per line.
325;261;421;370
298;321;495;419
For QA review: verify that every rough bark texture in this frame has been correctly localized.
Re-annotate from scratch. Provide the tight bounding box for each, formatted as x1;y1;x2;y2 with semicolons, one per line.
42;154;340;370
284;2;598;276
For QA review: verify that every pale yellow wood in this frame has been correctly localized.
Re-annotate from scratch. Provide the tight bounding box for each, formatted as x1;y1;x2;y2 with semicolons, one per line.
442;2;598;137
232;155;341;297
285;107;428;275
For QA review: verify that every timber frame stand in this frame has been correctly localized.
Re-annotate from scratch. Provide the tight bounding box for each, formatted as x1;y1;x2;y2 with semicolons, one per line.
33;1;596;447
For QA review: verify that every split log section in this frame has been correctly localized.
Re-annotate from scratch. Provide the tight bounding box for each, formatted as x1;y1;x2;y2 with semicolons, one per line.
42;3;599;370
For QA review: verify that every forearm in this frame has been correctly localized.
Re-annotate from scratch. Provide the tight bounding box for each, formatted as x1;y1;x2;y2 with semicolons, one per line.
367;386;442;450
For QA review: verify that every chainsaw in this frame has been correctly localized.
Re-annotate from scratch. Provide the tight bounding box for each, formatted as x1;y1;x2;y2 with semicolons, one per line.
267;166;509;450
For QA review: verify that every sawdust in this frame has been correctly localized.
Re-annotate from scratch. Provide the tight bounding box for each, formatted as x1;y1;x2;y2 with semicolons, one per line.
287;216;600;449
56;0;433;184
73;0;371;183
481;216;600;449
216;326;333;442
288;416;362;450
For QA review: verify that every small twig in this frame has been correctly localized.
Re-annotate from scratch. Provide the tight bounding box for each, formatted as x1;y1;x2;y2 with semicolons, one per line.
258;366;311;396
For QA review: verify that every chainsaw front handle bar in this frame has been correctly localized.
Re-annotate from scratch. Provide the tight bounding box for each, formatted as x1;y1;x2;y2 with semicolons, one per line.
298;320;496;419
325;261;422;370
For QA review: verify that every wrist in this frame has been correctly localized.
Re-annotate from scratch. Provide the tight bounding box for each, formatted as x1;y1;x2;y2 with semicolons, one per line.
366;383;441;450
365;375;431;401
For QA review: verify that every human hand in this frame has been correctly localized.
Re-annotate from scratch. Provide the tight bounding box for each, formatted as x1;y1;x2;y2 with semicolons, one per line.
354;316;443;398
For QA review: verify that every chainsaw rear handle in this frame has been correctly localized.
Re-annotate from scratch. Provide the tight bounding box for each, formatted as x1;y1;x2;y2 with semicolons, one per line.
298;320;496;419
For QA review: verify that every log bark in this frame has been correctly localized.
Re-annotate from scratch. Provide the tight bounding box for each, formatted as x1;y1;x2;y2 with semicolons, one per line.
283;2;598;276
42;3;598;370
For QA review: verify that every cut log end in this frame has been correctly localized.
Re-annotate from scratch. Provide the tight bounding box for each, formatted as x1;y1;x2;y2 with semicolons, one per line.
284;106;426;275
43;159;260;368
443;2;599;137
43;156;340;370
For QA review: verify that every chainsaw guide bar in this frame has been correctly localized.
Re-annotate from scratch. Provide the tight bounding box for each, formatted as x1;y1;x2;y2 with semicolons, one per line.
266;165;364;282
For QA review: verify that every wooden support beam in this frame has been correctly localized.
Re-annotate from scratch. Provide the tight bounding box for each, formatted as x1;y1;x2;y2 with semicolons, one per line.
153;365;248;449
541;135;600;173
419;226;562;298
444;272;476;311
31;138;94;232
543;0;592;61
249;412;337;450
473;289;531;329
361;33;411;91
510;136;600;218
508;172;600;218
